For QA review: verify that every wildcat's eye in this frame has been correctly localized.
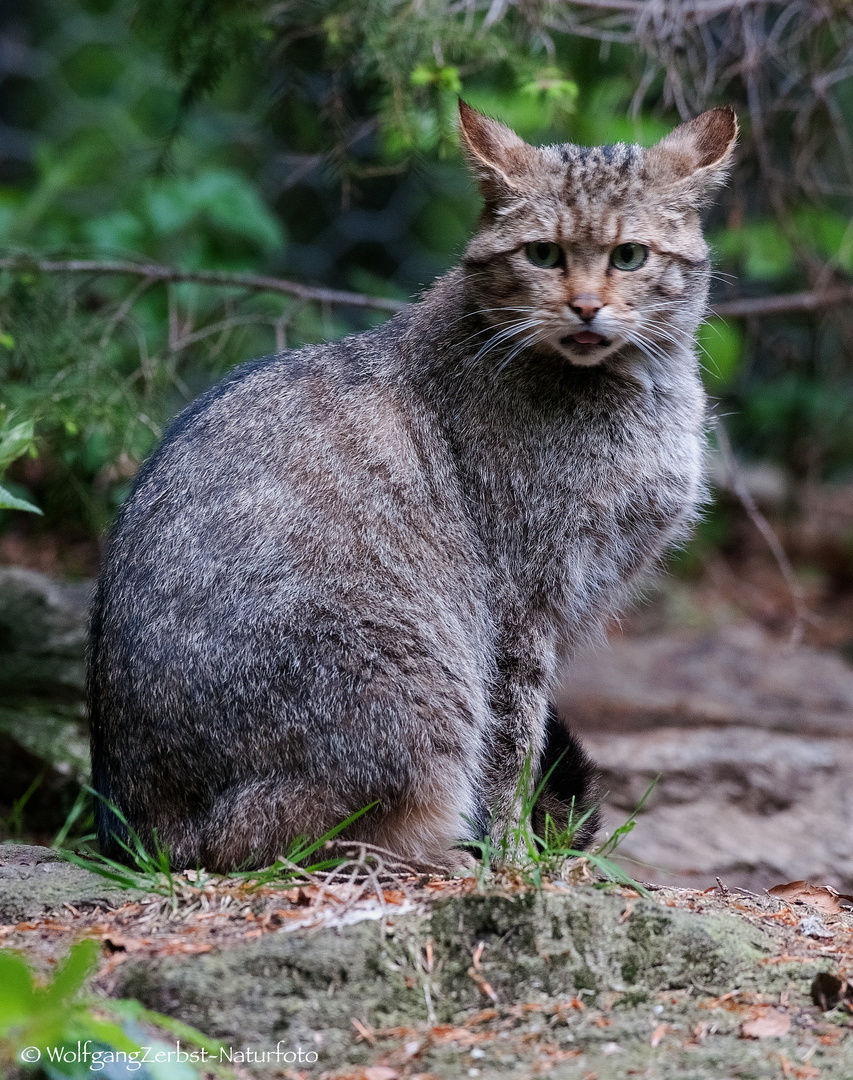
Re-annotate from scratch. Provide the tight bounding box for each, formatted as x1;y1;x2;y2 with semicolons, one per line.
525;242;563;269
610;243;649;271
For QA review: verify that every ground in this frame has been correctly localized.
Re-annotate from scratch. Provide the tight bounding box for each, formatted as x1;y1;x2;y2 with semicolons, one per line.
2;843;853;1079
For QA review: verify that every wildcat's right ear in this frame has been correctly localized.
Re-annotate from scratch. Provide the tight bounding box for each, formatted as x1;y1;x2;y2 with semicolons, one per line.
458;100;537;207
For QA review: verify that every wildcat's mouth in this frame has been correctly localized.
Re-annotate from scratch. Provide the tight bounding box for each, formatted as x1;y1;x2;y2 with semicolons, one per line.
565;328;613;345
561;331;610;348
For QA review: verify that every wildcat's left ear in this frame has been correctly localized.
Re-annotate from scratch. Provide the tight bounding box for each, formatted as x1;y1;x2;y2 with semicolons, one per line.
457;99;538;207
648;107;738;204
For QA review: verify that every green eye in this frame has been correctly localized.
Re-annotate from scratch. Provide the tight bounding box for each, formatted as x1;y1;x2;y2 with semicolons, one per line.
610;243;649;271
525;241;563;269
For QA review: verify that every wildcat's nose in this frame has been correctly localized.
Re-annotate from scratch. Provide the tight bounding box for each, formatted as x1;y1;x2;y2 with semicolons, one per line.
568;294;602;322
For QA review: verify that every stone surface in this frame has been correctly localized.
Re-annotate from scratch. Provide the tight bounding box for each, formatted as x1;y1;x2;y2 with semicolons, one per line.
3;846;853;1078
0;568;92;834
0;842;147;922
559;624;853;738
107;885;852;1078
559;625;853;892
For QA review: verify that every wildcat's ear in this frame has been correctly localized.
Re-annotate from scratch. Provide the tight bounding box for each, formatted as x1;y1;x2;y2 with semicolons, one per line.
647;107;738;205
458;100;538;206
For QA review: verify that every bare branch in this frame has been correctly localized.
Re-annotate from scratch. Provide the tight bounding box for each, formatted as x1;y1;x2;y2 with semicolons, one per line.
3;254;852;322
0;256;406;314
711;286;853;318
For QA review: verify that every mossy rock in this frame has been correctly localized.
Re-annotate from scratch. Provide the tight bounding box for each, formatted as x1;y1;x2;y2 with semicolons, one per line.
110;886;853;1077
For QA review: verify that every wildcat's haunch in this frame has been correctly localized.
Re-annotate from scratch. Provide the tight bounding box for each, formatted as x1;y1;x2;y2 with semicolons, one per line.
88;102;736;872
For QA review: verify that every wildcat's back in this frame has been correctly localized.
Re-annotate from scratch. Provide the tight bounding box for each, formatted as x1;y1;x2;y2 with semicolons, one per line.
89;329;497;870
89;103;735;871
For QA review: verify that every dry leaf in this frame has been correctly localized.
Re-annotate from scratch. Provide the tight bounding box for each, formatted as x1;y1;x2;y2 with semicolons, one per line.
650;1023;667;1047
768;880;853;913
362;1069;399;1080
740;1011;791;1039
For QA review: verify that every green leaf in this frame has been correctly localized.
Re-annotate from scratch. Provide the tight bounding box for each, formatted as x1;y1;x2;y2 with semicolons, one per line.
42;940;99;1007
411;63;462;93
0;484;41;514
0;952;36;1033
711;222;795;280
0;418;37;472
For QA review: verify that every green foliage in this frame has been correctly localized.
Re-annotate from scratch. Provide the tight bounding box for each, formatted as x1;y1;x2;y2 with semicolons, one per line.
3;0;853;536
465;751;654;894
0;413;40;514
62;790;378;899
731;374;853;480
0;940;224;1078
0;941;131;1074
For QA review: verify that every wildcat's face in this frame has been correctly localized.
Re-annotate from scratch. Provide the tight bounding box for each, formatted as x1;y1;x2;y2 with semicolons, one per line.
459;103;737;371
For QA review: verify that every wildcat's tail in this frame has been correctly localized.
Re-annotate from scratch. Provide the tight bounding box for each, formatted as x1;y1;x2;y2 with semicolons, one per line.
533;705;602;850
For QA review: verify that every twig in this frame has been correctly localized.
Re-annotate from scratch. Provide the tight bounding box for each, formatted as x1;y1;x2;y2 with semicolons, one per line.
6;254;853;321
714;418;807;647
711;286;853;319
0;256;406;314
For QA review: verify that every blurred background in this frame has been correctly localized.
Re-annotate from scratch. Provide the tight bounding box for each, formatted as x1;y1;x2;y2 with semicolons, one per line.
1;0;853;892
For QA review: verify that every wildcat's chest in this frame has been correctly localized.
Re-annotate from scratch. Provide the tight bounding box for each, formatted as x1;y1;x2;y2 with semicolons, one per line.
464;376;704;597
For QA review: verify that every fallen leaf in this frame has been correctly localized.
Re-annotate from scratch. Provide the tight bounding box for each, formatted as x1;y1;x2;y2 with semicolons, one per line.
700;990;740;1009
362;1069;398;1080
650;1023;667;1047
740;1011;791;1038
101;935;152;953
768;880;853;914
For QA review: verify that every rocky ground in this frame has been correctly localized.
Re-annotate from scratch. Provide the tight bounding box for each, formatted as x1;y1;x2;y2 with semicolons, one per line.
559;621;853;894
2;842;853;1079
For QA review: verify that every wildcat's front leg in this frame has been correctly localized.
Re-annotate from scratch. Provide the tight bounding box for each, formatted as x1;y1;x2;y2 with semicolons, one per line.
482;621;555;852
483;623;601;858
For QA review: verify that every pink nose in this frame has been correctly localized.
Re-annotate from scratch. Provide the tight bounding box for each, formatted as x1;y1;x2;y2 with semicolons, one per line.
569;294;602;321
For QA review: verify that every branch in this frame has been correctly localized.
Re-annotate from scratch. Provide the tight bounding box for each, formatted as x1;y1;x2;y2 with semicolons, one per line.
2;254;851;321
0;256;406;314
711;286;853;318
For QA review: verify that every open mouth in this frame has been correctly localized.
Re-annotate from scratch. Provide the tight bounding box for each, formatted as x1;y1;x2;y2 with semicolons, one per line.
561;331;610;348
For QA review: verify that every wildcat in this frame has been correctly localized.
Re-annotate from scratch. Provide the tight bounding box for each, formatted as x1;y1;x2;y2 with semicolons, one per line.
88;101;736;872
